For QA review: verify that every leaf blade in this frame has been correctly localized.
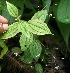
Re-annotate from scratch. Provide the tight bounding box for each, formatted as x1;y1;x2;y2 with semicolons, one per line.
57;0;70;24
31;10;48;22
28;19;52;35
1;22;19;39
29;40;42;61
0;39;8;58
18;21;30;38
6;1;18;17
19;33;33;51
21;49;33;64
35;63;43;73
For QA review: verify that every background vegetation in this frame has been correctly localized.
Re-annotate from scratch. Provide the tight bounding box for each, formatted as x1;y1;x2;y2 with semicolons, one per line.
0;0;70;73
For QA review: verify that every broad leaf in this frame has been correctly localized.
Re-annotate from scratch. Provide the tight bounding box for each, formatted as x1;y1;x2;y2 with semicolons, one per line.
42;0;51;12
1;21;30;39
31;10;48;22
0;39;8;58
21;49;33;64
1;22;19;39
19;33;33;51
57;0;70;24
2;5;15;24
29;40;42;61
42;0;51;23
6;1;18;17
28;19;52;35
18;21;30;38
35;63;43;73
57;22;70;48
53;0;70;48
0;0;24;24
10;0;24;15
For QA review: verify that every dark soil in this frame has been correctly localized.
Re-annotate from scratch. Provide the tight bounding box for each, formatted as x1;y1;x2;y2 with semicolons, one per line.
0;49;70;73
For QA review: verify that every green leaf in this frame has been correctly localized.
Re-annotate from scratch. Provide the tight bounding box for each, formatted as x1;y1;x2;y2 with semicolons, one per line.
28;19;52;35
35;63;43;73
57;22;70;48
57;0;70;24
31;10;48;22
1;22;19;39
6;1;18;17
10;0;24;15
1;20;30;39
42;0;51;12
0;2;4;14
19;33;33;51
42;0;51;23
52;0;70;48
0;39;8;58
18;21;30;38
2;5;15;24
21;49;33;64
12;47;21;53
29;40;42;61
0;0;24;20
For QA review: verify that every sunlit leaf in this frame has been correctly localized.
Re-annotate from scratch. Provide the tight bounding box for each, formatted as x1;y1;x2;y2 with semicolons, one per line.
35;63;43;73
6;1;18;17
1;22;19;39
10;0;24;15
1;20;30;39
29;40;42;61
31;10;48;22
28;19;52;35
19;33;33;51
42;0;51;23
19;21;30;38
42;0;51;12
2;5;15;24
